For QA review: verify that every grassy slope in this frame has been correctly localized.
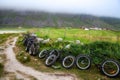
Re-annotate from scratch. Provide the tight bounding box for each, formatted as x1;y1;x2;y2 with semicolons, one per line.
29;28;120;43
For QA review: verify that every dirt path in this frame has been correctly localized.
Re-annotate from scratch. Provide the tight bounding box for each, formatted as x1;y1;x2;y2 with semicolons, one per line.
3;37;77;80
0;31;25;34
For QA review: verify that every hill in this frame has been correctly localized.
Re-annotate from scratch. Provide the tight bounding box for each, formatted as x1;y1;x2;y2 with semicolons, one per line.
0;10;120;30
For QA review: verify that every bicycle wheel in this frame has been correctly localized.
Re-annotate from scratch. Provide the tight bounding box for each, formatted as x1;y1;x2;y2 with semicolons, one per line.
101;59;120;77
45;54;57;67
33;45;39;56
62;55;75;69
25;41;31;52
29;44;35;55
39;49;48;59
49;50;60;59
76;54;91;70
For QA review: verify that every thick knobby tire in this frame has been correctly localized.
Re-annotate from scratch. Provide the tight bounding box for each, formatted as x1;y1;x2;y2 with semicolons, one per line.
76;54;91;70
45;54;57;67
49;50;60;59
28;46;33;55
101;59;120;77
34;45;40;56
39;49;48;59
62;55;75;69
25;41;31;52
29;44;35;55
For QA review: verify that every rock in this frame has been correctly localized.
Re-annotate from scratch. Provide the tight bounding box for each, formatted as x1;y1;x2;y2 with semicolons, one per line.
97;78;101;80
56;38;63;42
42;38;50;44
34;59;38;61
65;44;71;49
37;38;44;42
75;40;80;44
24;57;27;60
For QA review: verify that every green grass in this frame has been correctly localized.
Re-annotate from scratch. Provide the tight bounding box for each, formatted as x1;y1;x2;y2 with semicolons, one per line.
1;27;120;43
0;33;17;45
29;27;120;43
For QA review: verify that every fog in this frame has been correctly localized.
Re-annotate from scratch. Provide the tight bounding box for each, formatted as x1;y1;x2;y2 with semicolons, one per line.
0;0;120;18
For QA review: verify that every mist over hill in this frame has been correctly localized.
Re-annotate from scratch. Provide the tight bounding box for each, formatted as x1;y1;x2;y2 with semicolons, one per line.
0;10;120;30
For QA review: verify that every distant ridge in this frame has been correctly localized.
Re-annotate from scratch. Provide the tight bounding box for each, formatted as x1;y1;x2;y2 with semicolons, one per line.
0;10;120;30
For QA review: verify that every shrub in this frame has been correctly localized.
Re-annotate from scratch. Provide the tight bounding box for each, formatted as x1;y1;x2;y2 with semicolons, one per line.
64;41;120;64
82;41;120;64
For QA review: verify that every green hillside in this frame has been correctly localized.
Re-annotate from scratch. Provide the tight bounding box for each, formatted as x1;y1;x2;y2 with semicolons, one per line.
0;10;120;30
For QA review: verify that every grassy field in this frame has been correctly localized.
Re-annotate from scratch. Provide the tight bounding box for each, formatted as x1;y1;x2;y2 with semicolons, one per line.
27;27;120;43
0;27;120;43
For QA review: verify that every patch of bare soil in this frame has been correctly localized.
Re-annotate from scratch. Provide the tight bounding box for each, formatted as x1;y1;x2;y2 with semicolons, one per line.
3;37;78;80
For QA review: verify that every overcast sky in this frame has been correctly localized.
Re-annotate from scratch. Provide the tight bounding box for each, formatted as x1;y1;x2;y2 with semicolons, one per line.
0;0;120;18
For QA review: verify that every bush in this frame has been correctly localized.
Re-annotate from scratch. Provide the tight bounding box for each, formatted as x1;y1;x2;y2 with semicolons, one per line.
81;41;120;64
62;41;120;64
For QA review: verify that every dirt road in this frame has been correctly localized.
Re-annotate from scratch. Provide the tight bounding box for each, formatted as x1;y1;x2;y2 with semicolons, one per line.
0;31;25;34
3;37;77;80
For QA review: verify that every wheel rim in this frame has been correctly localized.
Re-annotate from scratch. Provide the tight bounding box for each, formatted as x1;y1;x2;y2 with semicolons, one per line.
76;56;90;70
39;50;47;58
45;55;56;66
50;50;60;58
63;56;74;68
102;60;120;77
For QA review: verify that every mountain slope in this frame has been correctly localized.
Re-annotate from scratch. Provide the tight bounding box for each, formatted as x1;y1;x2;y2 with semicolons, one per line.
0;10;120;30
